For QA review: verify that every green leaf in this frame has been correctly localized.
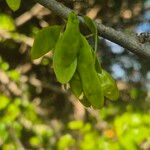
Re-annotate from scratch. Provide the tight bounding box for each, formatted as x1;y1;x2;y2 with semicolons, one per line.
31;25;62;60
68;120;84;130
57;134;75;150
0;95;10;110
3;104;20;123
6;0;21;11
79;96;91;107
84;16;97;35
54;58;77;84
0;13;15;31
53;12;81;83
98;70;119;101
70;72;82;98
93;52;102;73
84;16;102;73
77;35;104;109
70;72;91;107
29;136;41;147
84;16;98;51
7;70;20;82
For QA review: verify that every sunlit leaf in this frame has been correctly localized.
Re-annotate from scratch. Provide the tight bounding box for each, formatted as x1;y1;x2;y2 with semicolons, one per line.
68;120;83;130
57;134;75;150
0;14;15;31
31;25;62;60
7;70;20;82
0;95;10;110
29;136;41;147
6;0;21;11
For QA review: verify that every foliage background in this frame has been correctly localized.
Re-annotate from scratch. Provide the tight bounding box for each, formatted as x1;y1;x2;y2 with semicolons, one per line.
0;0;150;149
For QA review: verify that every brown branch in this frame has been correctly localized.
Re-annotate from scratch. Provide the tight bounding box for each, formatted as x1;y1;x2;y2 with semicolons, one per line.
34;0;150;59
15;3;50;27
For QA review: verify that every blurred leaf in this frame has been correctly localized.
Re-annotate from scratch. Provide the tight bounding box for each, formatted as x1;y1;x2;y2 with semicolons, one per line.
79;132;99;150
0;14;15;31
130;88;138;100
29;136;41;147
34;124;53;137
0;63;9;71
68;120;84;130
0;95;10;110
7;70;20;82
80;123;91;133
23;104;38;122
114;112;150;149
0;123;8;142
57;134;75;150
2;143;15;150
5;0;21;11
4;103;20;122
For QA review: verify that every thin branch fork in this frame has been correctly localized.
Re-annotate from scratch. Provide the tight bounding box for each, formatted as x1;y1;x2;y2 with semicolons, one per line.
35;0;150;59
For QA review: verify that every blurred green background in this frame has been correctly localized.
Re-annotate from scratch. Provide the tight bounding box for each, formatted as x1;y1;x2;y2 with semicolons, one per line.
0;0;150;149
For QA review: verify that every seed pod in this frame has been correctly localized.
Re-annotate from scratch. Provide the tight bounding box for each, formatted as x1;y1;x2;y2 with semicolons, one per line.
31;25;61;60
93;52;102;74
70;72;91;107
53;12;81;83
70;71;82;98
80;96;91;107
77;35;104;109
98;70;119;101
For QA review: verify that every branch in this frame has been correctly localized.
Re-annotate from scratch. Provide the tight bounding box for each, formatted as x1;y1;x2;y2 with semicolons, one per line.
15;3;50;27
34;0;150;59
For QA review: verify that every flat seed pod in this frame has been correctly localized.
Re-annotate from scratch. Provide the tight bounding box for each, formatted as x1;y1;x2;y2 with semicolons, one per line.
98;70;119;101
93;52;102;74
31;25;61;60
70;72;82;97
54;57;77;84
79;96;91;107
77;35;104;109
53;12;80;66
70;72;91;107
53;12;81;83
84;16;98;51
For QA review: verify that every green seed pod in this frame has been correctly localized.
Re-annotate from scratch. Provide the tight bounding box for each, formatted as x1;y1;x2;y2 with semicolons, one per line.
70;71;82;98
98;70;119;101
53;13;81;83
70;72;91;107
53;12;81;83
79;96;91;107
77;35;104;109
93;52;102;74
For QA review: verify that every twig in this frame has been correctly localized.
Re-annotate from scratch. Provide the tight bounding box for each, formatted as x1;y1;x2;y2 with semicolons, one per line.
0;30;33;46
34;0;150;59
15;3;50;27
136;32;150;43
